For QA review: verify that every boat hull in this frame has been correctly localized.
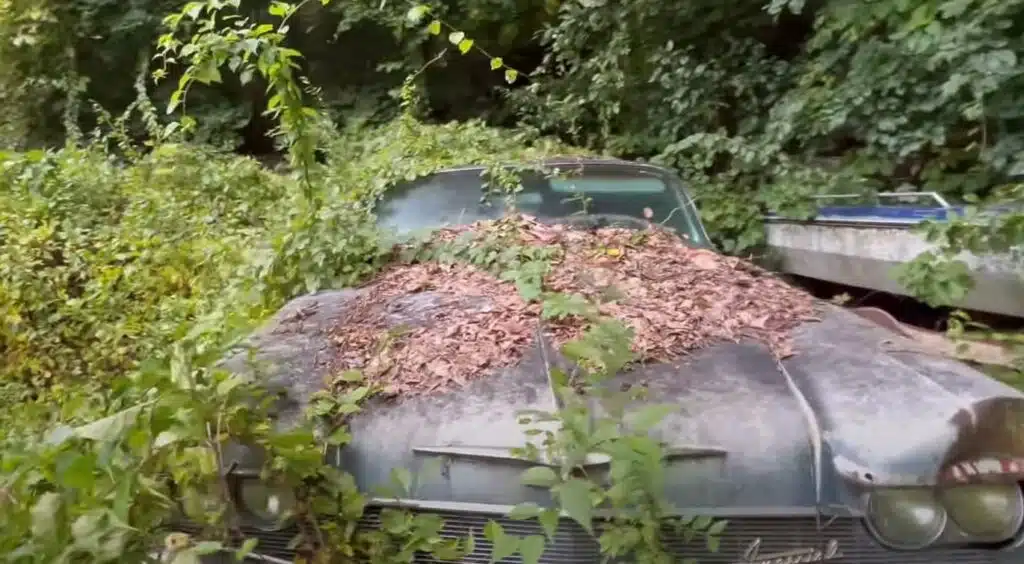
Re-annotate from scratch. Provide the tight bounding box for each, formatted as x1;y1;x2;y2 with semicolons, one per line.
764;219;1024;318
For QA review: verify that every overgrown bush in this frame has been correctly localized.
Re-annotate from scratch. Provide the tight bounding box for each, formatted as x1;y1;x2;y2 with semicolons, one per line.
0;143;290;390
0;7;628;559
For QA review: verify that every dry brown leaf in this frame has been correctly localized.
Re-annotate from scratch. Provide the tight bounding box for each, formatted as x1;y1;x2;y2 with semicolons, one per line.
326;215;817;397
690;250;719;270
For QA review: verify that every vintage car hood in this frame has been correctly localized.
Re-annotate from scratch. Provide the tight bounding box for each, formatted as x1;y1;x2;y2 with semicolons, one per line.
220;290;1024;513
336;334;816;511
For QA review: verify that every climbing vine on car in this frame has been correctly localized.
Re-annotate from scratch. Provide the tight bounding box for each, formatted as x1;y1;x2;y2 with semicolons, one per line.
404;3;523;87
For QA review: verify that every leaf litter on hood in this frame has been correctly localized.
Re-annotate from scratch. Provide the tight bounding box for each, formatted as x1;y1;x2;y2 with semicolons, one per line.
328;214;817;396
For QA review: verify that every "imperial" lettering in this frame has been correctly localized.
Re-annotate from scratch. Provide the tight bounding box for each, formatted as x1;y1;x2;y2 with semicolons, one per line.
732;538;844;564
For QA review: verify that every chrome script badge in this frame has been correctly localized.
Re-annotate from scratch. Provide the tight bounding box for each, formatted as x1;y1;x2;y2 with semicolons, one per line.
733;538;843;564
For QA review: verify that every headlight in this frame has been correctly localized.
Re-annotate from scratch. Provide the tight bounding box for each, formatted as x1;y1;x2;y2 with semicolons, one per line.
237;480;297;528
940;484;1024;540
865;489;947;549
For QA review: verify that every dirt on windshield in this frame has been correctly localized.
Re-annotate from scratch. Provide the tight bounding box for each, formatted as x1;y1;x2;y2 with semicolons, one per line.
328;215;817;396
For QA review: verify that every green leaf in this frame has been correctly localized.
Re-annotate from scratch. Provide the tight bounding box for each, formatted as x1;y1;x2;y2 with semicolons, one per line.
520;466;559;488
538;509;560;540
251;24;274;36
343;385;372;403
907;3;934;30
45;425;75;446
629;404;675;432
268;1;289;17
326;427;352;446
30;492;61;539
235;538;259;560
112;472;136;522
556;478;593;533
154;430;183;448
490;57;504;70
75;404;148;442
447;31;465;45
338;369;363;382
184;2;204;19
166;91;181;114
707;519;728;536
390;467;412;495
70;513;102;543
216;375;244;395
507;502;541;520
691;514;713;531
428;20;441;35
938;0;972;18
457;38;474;55
194;541;223;555
483;521;518;562
519;535;546;564
59;453;96;490
463;531;476;555
431;539;467;561
406;5;430;24
504;69;518;84
192;61;222;85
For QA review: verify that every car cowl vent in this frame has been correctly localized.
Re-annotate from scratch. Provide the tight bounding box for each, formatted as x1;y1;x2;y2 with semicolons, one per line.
180;509;1018;563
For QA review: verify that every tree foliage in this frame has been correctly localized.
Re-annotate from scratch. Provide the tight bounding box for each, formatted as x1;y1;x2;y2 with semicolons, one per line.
4;0;1018;282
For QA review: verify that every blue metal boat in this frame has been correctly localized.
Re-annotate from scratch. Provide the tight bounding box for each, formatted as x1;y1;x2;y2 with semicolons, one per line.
763;192;1024;318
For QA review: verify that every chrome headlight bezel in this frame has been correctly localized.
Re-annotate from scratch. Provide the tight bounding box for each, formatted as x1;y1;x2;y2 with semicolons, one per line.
219;443;297;530
864;488;948;550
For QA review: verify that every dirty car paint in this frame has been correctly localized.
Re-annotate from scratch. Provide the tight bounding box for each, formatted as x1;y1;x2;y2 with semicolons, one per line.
220;285;1024;517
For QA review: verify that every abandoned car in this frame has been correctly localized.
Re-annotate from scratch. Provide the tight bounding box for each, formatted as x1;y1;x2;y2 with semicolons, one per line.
199;158;1024;563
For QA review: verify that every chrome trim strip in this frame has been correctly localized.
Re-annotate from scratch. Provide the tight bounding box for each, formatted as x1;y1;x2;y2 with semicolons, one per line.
662;445;729;459
411;445;610;468
762;216;922;228
241;553;293;563
812;192;952;208
776;359;824;510
366;497;862;518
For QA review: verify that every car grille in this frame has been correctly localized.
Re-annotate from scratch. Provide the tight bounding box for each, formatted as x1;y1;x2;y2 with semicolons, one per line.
181;509;1014;563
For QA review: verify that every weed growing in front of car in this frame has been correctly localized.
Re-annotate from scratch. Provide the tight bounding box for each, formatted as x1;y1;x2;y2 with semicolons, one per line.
392;217;729;562
502;318;730;564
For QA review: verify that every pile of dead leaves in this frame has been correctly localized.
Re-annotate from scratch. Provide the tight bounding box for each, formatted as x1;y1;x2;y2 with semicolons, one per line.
329;215;817;396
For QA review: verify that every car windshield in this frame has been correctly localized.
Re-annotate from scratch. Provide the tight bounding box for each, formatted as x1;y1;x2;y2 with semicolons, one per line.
375;164;708;246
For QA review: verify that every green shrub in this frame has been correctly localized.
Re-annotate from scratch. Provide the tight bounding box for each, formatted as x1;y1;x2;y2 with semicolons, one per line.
0;144;291;389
